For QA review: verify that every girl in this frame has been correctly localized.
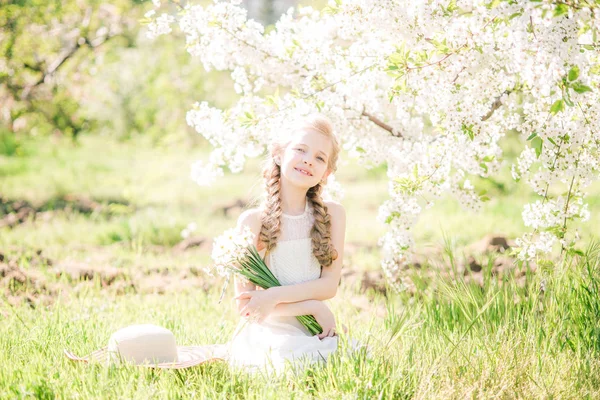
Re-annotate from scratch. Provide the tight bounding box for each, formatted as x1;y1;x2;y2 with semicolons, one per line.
64;114;347;373
226;114;346;371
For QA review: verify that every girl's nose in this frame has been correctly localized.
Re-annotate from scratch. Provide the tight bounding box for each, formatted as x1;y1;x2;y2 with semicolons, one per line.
303;159;312;166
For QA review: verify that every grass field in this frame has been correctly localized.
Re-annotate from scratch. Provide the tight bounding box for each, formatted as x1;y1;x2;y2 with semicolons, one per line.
1;133;600;398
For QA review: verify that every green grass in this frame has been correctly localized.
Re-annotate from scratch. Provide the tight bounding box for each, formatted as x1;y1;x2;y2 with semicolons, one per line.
2;246;600;398
1;134;600;398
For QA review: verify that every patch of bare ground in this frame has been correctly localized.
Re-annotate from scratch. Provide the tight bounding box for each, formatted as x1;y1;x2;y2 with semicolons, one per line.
215;198;250;218
0;193;132;228
1;255;56;308
172;236;212;253
340;234;536;301
2;234;535;315
0;248;214;308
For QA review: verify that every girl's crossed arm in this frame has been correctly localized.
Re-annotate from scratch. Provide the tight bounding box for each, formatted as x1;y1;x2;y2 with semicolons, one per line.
233;245;337;338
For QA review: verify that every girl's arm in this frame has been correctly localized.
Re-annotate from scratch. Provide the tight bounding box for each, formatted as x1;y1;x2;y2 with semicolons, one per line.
269;299;321;317
233;209;261;314
234;275;256;314
255;299;337;339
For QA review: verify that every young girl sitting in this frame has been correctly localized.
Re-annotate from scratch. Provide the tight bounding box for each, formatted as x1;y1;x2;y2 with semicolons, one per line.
64;114;348;373
226;114;346;371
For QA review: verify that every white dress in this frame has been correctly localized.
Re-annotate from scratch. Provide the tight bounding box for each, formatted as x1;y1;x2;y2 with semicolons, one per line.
222;201;339;372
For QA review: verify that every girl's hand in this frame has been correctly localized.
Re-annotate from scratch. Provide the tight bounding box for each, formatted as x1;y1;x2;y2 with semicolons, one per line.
235;297;250;314
312;302;337;340
235;289;278;323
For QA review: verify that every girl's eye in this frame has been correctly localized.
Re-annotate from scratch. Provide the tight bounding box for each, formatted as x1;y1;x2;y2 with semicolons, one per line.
295;148;305;152
317;157;325;162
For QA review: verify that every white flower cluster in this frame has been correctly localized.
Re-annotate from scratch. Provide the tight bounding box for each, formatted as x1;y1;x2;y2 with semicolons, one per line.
211;225;255;278
321;174;345;202
515;232;557;261
149;0;600;287
522;197;590;231
190;159;224;186
146;13;175;40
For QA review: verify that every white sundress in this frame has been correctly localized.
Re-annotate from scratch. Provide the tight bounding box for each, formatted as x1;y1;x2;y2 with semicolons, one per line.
222;201;339;372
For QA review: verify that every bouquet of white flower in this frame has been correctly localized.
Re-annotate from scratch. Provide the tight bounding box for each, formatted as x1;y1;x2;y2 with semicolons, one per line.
212;226;323;335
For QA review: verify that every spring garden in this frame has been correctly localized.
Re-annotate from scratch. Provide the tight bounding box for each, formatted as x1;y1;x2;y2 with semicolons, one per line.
1;0;600;398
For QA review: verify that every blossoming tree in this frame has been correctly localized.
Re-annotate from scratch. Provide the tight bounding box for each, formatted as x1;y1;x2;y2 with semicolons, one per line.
147;0;599;290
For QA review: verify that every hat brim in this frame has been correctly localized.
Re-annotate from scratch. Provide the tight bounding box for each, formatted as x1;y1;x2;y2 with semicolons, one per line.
64;345;225;370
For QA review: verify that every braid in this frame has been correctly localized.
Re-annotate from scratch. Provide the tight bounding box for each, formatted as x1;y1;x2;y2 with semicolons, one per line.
258;160;283;253
306;184;338;268
259;113;340;260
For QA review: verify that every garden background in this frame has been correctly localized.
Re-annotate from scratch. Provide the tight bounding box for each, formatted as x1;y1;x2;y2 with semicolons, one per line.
1;0;600;398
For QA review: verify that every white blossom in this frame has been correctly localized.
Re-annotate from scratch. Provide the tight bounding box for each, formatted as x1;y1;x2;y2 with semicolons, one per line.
321;174;345;202
151;0;600;287
211;226;255;278
146;13;175;39
190;159;224;186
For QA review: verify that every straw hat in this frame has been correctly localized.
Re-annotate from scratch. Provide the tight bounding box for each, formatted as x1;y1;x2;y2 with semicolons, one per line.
64;324;225;369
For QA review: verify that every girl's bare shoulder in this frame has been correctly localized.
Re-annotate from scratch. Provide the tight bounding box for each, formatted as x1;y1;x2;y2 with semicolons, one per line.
236;207;266;251
236;207;263;233
324;200;345;219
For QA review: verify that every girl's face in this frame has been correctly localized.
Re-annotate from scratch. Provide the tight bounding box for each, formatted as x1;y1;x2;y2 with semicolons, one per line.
279;129;333;189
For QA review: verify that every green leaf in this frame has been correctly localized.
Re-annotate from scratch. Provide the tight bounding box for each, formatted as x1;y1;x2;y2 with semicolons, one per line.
547;137;557;146
567;247;585;257
572;83;593;94
321;6;339;15
389;52;405;65
550;99;564;114
479;162;488;173
462;123;474;141
385;211;401;224
446;0;458;12
480;195;491;202
531;136;543;158
508;12;522;20
486;0;502;9
553;4;569;17
563;87;574;107
483;155;495;162
526;132;538;141
568;66;580;81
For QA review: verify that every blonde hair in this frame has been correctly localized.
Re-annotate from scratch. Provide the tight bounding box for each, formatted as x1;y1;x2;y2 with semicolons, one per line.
258;114;341;268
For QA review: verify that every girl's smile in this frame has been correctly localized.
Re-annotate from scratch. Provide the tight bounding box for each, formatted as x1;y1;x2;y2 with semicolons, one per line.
294;167;313;176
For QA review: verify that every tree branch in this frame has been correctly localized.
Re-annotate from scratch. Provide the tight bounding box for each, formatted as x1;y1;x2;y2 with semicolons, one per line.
20;32;121;100
361;111;402;137
481;90;511;121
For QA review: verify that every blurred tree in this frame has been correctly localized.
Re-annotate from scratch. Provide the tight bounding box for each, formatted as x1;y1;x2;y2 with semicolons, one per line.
245;0;298;26
0;0;139;140
79;32;235;146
